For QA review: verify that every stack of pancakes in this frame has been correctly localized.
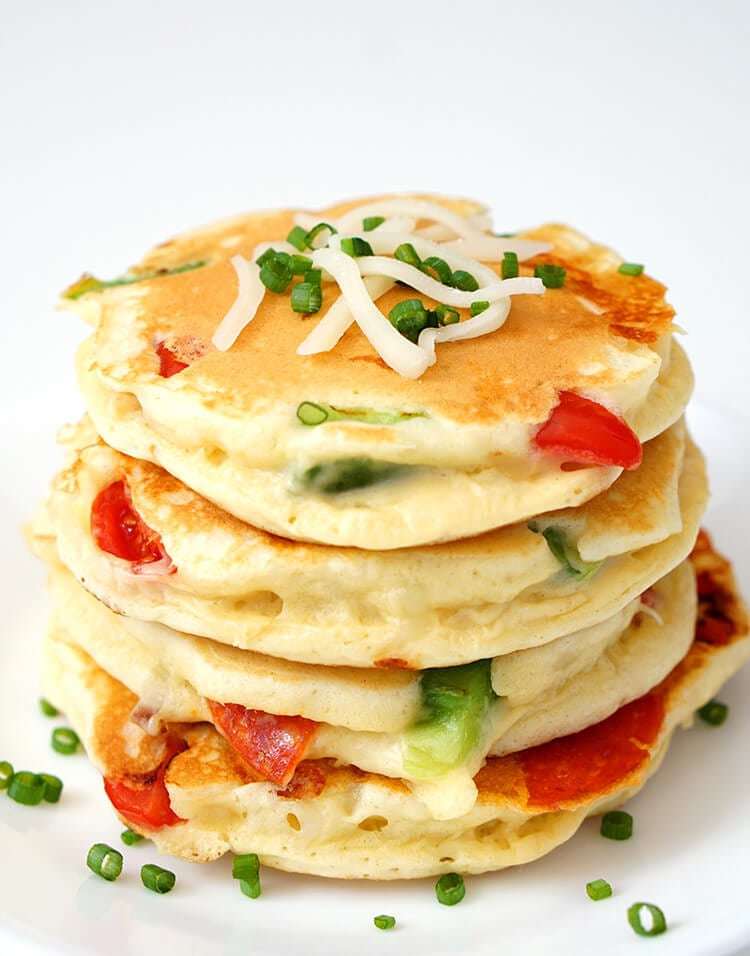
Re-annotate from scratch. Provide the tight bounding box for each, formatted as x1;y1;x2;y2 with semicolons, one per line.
29;196;749;879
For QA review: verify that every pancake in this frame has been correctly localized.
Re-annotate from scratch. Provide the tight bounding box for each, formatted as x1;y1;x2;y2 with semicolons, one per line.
39;532;749;878
67;196;693;548
32;416;706;667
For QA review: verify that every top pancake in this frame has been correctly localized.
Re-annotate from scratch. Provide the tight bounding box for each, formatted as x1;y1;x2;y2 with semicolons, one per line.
69;196;693;547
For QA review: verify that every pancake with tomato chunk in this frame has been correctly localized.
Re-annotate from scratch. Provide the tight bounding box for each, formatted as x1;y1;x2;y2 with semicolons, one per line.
66;196;693;548
40;556;697;819
39;532;749;878
31;415;707;668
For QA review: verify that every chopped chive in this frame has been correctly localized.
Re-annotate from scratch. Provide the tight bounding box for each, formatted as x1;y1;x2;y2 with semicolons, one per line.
239;877;261;899
388;298;431;343
297;401;329;426
39;773;63;803
697;699;728;726
448;269;479;292
420;256;452;284
0;760;13;789
232;853;260;882
286;226;309;251
51;727;80;755
600;810;633;841
394;243;421;269
362;216;385;232
536;525;601;579
627;902;667;936
288;253;313;275
305;222;337;249
435;304;460;326
87;843;123;881
435;872;465;906
121;828;145;846
586;878;613;901
501;251;519;279
303;268;322;286
340;236;373;258
255;247;279;266
7;771;45;805
618;262;644;277
389;298;426;323
259;256;293;294
534;263;567;288
62;260;207;300
141;863;176;894
290;281;323;315
39;698;59;717
470;300;490;317
373;914;396;930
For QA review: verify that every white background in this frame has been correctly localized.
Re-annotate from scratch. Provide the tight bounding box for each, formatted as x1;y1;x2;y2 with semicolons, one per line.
1;2;749;954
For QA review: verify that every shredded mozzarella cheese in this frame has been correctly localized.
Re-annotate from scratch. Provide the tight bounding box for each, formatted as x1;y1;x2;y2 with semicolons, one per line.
211;256;266;352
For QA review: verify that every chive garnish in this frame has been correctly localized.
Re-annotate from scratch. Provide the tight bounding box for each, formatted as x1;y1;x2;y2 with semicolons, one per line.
303;268;322;287
470;300;490;317
296;401;425;427
501;251;519;279
259;255;293;294
255;247;278;267
288;253;313;275
420;255;452;284
340;236;373;258
39;698;59;717
232;853;261;898
389;298;430;343
394;243;421;269
697;699;728;725
39;773;63;803
0;761;13;789
87;843;123;881
435;304;460;326
121;828;145;846
298;458;409;495
297;401;330;426
373;915;396;930
362;216;385;232
448;269;479;292
286;226;309;251
62;260;207;300
533;525;601;579
51;727;80;755
600;810;633;841
290;281;323;315
7;771;46;805
141;863;176;894
627;902;667;936
304;222;337;249
586;878;613;901
534;264;566;288
618;262;644;277
435;872;466;906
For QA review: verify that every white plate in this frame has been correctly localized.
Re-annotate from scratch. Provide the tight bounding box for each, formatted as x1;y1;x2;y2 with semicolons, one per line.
1;401;749;956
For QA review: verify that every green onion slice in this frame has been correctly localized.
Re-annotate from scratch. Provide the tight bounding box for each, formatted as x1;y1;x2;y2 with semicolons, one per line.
0;760;13;789
232;852;260;882
501;251;519;279
362;216;385;232
586;878;613;901
259;256;293;294
534;263;567;288
39;698;59;717
373;914;396;930
255;247;278;266
121;828;145;846
420;256;452;284
305;222;337;249
531;524;601;579
7;771;45;805
286;226;309;251
600;810;633;841
297;457;410;495
340;236;374;258
304;268;322;286
288;253;313;275
87;843;123;881
141;863;176;894
435;872;466;906
448;269;479;292
394;243;422;269
290;281;323;315
697;699;728;726
470;300;490;317
296;401;425;427
40;773;63;803
62;260;207;300
239;877;261;899
627;902;667;936
51;727;80;755
435;304;460;326
618;262;644;277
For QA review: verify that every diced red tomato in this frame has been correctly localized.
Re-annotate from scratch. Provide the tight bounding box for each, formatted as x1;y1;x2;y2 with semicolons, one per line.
103;736;186;829
207;700;319;787
91;479;175;573
156;340;189;378
533;391;642;470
